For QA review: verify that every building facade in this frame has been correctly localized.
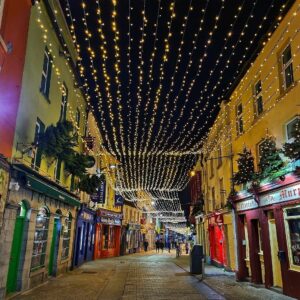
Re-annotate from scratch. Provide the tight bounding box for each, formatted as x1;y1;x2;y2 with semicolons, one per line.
194;0;300;298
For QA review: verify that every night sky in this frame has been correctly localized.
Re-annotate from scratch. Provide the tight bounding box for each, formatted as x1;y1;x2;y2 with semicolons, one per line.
60;0;294;219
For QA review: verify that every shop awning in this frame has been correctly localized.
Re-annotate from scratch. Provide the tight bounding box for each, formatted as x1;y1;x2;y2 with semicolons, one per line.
13;164;80;207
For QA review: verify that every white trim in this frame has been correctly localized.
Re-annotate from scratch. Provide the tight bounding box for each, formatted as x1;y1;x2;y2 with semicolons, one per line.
283;204;300;272
0;0;5;28
281;43;293;90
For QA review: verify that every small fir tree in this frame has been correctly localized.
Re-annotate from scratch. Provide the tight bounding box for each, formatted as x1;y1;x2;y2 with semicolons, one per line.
258;137;284;180
77;174;104;194
283;118;300;161
233;148;255;185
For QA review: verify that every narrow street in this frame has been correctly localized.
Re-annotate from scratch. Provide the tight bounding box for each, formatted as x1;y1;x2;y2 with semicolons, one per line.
12;251;294;300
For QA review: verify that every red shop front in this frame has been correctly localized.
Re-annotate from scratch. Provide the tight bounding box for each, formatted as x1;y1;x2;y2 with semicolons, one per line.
94;209;122;259
208;213;227;267
235;175;300;299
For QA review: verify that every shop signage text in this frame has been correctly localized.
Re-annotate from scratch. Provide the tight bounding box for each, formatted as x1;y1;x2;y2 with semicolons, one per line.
236;183;300;212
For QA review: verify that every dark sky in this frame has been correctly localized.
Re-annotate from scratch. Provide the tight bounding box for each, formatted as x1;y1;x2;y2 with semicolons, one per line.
60;0;294;206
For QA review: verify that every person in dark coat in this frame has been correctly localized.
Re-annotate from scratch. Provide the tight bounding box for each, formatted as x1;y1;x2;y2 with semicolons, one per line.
155;240;160;253
160;239;164;253
143;240;149;252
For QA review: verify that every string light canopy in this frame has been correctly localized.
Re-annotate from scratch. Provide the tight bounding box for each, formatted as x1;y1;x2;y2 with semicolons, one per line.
58;0;294;224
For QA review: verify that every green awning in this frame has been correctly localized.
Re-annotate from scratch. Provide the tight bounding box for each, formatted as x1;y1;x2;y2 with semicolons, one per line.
12;164;80;207
25;174;80;207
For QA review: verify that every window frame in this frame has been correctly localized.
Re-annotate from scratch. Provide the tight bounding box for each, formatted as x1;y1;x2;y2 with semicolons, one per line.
31;207;50;271
61;213;72;260
281;44;294;90
283;205;300;271
40;47;52;99
253;80;263;117
60;83;68;121
236;102;244;135
285;116;299;143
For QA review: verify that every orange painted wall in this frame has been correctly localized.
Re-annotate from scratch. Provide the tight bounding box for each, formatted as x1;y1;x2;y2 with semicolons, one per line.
0;0;31;158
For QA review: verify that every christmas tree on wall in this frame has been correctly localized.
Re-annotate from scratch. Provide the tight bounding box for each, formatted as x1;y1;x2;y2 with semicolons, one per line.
233;147;255;185
283;118;300;161
258;137;284;180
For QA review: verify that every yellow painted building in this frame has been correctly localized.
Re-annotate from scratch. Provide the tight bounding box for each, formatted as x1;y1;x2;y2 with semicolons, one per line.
196;1;300;297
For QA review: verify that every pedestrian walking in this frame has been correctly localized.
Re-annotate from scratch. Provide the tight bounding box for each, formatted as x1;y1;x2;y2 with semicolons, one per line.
167;241;171;253
143;240;149;252
185;242;189;254
175;242;181;258
160;239;164;253
155;240;160;253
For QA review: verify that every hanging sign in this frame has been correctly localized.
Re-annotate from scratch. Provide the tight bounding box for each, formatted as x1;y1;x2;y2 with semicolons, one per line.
115;191;124;206
90;180;106;204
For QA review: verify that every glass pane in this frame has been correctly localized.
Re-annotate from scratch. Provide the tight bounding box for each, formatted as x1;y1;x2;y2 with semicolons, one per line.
288;219;300;266
282;45;292;65
284;63;294;89
255;81;262;96
287;207;300;217
257;96;263;115
287;118;299;141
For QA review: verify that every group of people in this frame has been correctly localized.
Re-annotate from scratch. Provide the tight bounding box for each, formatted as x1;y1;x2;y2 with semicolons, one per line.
155;239;166;253
154;239;190;255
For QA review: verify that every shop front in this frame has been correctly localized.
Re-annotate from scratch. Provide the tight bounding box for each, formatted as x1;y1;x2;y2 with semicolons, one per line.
126;223;142;254
235;176;300;299
73;207;95;268
94;209;122;258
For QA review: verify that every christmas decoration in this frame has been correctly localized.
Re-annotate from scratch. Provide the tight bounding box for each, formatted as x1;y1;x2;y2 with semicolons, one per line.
283;118;300;161
233;148;256;185
39;121;77;159
64;153;95;178
258;137;284;180
77;174;105;194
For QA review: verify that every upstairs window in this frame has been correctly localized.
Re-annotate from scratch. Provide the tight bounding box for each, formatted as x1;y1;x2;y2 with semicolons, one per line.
75;108;80;141
281;44;294;90
32;118;45;169
60;83;68;121
0;0;5;27
236;103;243;135
286;116;300;142
254;80;263;117
210;158;214;177
217;147;222;166
40;47;52;98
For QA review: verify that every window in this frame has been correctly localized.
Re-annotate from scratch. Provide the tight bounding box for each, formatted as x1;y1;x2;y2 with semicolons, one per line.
31;207;50;271
257;139;269;166
210;158;214;177
75;108;80;141
236;103;243;135
211;187;215;210
60;83;68;121
54;159;62;182
286;117;300;142
40;47;52;98
61;213;72;259
32;118;45;169
284;206;300;270
281;44;294;90
220;178;225;204
254;80;263;116
109;226;115;248
217;147;222;166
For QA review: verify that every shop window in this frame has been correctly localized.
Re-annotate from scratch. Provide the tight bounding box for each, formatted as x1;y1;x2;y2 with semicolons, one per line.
236;102;243;135
61;213;72;260
286;116;300;142
253;80;263;117
281;44;294;90
103;225;109;250
40;47;52;99
109;227;115;249
258;221;263;254
31;207;50;271
80;223;85;254
284;206;300;270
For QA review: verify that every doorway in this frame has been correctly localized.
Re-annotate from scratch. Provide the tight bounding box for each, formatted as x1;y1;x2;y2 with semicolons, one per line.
268;217;283;287
6;201;30;293
48;212;61;276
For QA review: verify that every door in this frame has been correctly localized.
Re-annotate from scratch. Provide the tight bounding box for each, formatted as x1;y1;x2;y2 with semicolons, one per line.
6;216;25;293
48;217;61;276
269;219;283;287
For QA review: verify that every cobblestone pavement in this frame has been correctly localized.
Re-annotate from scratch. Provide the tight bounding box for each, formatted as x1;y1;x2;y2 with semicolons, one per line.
13;250;223;300
12;250;295;300
174;255;296;300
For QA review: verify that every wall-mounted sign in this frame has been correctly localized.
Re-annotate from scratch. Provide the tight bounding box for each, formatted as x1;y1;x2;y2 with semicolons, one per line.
236;183;300;212
115;191;124;206
80;210;94;222
90;180;106;204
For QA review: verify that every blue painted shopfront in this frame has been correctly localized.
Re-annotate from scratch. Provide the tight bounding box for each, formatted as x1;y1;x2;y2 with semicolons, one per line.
72;207;95;268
